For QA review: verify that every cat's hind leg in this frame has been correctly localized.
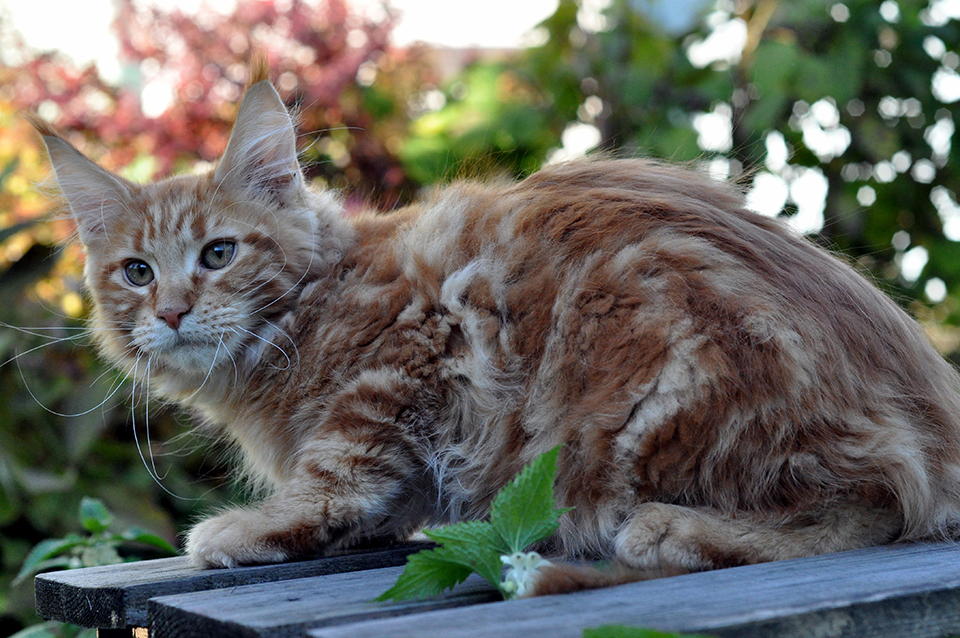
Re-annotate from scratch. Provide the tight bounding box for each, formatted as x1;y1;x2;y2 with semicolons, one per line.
613;500;903;574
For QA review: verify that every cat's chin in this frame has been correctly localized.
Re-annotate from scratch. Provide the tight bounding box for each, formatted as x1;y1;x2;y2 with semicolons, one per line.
146;333;242;376
158;345;235;374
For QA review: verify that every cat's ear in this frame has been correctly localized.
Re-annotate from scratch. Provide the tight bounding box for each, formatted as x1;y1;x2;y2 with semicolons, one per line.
214;69;303;204
28;115;135;246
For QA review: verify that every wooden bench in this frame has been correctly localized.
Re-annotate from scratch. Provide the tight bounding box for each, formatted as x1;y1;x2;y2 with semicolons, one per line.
35;541;960;637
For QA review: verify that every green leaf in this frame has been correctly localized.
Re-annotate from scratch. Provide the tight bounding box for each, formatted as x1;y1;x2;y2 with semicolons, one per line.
375;548;473;602
119;527;178;555
12;556;75;586
583;625;715;638
378;447;572;601
79;497;113;534
13;535;84;585
490;446;572;553
423;522;506;587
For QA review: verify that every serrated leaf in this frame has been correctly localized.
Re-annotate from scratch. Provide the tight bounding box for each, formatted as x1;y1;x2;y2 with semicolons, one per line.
119;527;179;555
79;497;112;534
13;536;84;585
423;523;505;587
490;446;571;552
375;548;473;602
380;447;572;601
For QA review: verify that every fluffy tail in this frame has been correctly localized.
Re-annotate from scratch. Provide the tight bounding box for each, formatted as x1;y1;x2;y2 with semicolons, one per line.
529;561;679;597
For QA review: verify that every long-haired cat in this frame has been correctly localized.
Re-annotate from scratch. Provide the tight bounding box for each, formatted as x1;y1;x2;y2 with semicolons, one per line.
31;57;960;594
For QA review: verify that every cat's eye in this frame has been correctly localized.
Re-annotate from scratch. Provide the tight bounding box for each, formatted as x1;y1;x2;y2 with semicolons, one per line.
123;260;154;287
200;240;236;270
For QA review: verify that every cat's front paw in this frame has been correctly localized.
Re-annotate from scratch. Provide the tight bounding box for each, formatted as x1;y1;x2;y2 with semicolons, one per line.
186;509;291;568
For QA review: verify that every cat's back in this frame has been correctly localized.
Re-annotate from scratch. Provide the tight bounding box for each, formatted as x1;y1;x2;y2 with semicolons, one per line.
404;159;884;358
422;160;942;362
407;158;837;292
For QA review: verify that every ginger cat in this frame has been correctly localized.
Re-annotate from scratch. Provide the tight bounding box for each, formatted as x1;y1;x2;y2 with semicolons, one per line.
32;57;960;593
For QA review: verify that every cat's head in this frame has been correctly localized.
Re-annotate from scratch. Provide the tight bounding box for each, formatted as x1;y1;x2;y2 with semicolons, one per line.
32;64;349;381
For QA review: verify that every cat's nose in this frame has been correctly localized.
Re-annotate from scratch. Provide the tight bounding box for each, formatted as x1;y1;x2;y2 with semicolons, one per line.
158;306;190;330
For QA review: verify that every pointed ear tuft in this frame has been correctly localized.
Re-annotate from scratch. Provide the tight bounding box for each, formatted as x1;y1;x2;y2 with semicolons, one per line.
246;50;271;90
24;112;63;140
29;115;135;246
213;77;303;204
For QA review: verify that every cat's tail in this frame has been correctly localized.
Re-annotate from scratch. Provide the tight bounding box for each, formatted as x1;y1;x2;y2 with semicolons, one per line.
528;561;673;597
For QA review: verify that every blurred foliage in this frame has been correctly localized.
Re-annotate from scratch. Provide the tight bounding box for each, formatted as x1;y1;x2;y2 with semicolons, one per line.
518;0;960;351
14;497;177;588
0;135;216;635
1;0;959;633
8;498;176;638
1;0;426;206
400;59;563;182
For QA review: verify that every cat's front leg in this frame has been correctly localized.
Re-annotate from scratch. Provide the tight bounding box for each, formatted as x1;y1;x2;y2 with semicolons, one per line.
186;506;296;568
185;479;378;569
186;430;422;567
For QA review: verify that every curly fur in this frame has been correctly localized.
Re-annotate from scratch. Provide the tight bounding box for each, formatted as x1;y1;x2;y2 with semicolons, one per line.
31;69;960;593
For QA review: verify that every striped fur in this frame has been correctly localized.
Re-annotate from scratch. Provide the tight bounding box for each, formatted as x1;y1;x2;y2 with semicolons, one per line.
33;74;960;592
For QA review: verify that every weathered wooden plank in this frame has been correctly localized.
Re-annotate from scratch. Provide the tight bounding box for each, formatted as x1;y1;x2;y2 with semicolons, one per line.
148;567;500;638
35;542;430;629
303;542;960;638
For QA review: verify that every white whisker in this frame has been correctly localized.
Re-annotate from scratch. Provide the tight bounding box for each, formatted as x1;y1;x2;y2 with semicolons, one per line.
144;355;167;479
252;217;316;315
13;349;139;418
223;331;240;386
235;324;293;370
1;334;88;369
130;354;195;501
180;331;226;403
263;319;301;367
0;320;91;335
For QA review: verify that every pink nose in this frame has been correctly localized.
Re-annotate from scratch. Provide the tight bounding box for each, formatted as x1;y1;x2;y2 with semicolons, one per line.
158;307;190;330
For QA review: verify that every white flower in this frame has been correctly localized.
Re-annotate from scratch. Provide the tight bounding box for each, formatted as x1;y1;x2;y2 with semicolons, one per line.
500;551;550;598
